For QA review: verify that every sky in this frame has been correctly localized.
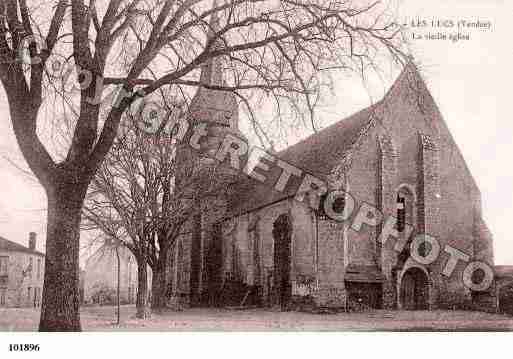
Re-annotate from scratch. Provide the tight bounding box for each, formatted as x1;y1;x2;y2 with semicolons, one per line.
1;0;512;263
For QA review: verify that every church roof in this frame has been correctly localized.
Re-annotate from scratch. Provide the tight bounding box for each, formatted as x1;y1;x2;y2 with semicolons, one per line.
0;236;45;257
225;60;479;218
278;106;378;177
227;103;377;216
225;60;411;217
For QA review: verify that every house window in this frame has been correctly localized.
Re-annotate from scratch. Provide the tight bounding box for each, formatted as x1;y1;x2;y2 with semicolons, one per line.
27;287;32;302
28;257;33;279
0;256;8;276
37;259;41;280
0;288;6;306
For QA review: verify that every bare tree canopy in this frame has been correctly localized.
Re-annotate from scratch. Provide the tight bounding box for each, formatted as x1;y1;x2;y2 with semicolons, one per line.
0;0;407;331
82;109;230;316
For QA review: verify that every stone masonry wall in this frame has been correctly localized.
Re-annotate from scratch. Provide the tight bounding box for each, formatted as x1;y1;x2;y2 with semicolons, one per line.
377;134;398;309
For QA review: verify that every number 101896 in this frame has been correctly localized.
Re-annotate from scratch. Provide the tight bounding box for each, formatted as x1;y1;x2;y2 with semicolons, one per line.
9;344;40;352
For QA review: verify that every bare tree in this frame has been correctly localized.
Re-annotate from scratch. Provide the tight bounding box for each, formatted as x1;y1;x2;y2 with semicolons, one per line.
0;0;406;330
83;108;229;317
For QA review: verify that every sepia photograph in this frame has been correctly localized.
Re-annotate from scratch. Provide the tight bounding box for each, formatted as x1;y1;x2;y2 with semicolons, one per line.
0;0;511;357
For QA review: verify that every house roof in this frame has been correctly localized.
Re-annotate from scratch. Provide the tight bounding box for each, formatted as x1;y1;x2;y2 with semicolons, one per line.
0;236;45;257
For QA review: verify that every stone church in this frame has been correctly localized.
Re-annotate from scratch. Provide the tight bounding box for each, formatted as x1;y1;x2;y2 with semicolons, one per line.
167;17;494;311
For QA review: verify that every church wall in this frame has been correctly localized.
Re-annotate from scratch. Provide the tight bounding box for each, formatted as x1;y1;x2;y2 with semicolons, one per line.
314;218;346;308
173;55;492;310
473;196;494;266
220;214;248;283
336;68;486;308
289;200;316;283
233;213;250;283
255;199;316;301
345;124;381;267
220;198;320;305
221;201;290;299
376;70;479;306
249;200;289;286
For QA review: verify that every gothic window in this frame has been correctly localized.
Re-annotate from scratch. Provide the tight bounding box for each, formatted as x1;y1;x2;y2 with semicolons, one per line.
397;195;406;232
396;185;416;266
396;186;415;232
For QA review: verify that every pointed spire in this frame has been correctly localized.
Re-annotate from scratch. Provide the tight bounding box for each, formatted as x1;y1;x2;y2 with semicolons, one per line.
208;0;220;40
200;0;223;86
188;0;243;133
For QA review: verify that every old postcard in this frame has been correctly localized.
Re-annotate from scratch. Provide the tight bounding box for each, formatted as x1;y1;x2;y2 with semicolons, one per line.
0;0;511;357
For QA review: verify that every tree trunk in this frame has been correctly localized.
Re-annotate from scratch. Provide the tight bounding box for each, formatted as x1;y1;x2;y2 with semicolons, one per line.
150;244;169;312
136;260;150;319
151;269;162;311
39;185;86;331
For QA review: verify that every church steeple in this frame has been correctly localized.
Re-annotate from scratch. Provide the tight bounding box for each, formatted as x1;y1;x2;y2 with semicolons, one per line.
199;2;223;87
188;1;240;131
175;4;249;308
198;57;223;89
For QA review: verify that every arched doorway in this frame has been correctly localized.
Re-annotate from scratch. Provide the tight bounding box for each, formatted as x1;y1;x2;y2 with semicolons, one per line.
400;267;429;310
272;214;292;310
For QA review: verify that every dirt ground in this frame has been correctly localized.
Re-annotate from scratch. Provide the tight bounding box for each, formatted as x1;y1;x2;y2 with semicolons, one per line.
1;305;513;331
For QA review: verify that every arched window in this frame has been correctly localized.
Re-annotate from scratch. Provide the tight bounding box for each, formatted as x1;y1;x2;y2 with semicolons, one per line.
397;194;406;232
396;185;416;262
396;185;415;231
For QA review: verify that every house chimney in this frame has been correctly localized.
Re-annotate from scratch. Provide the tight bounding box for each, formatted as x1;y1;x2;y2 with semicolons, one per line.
29;232;37;251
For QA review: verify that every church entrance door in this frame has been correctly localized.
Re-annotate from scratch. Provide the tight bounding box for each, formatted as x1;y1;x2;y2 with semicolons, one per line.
272;214;292;310
400;267;429;310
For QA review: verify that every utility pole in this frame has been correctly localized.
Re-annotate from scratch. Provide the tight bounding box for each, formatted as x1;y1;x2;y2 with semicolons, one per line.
115;244;121;325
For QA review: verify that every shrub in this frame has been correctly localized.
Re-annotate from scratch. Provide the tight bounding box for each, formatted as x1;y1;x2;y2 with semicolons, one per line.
90;283;117;306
